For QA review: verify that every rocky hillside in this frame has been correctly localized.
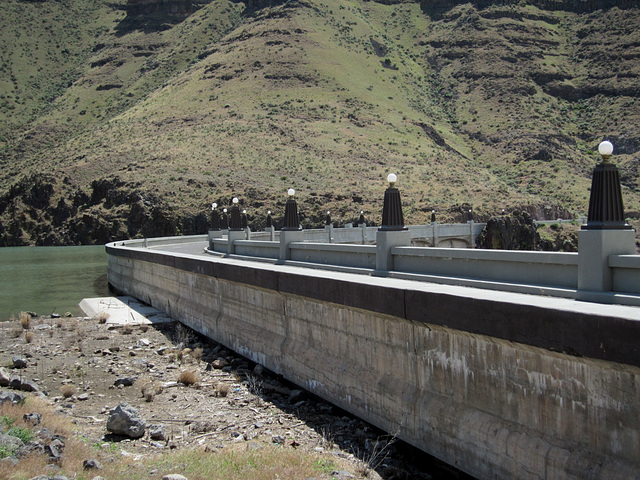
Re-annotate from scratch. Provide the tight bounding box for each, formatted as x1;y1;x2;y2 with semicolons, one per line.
0;0;638;245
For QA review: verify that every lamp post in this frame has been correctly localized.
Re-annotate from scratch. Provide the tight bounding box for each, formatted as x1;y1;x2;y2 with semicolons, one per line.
210;202;220;230
281;188;302;231
221;208;228;230
583;141;632;230
376;173;410;271
229;197;242;231
577;140;636;298
279;188;304;261
379;173;407;231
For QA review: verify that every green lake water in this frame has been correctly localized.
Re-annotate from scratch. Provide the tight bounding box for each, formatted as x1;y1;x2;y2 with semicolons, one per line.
0;246;109;321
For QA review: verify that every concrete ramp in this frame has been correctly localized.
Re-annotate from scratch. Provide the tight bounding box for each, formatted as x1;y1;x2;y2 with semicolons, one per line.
79;297;174;325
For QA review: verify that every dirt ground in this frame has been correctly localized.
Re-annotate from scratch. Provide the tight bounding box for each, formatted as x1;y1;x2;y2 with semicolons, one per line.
0;316;467;480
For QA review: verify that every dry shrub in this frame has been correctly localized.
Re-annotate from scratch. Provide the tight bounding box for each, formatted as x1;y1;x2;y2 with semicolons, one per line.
140;380;164;402
60;385;76;398
139;324;149;332
216;382;230;397
24;331;34;343
19;311;31;330
122;324;134;335
192;347;203;361
94;311;110;324
178;369;200;386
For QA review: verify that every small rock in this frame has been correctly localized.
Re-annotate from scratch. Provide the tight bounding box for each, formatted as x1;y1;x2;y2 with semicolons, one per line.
19;379;41;393
106;402;146;438
28;476;49;480
77;393;90;401
0;391;25;405
12;356;27;369
252;364;264;376
51;313;61;319
23;412;42;425
52;476;69;480
162;475;189;480
148;424;166;441
0;367;11;386
288;389;304;404
136;339;151;347
114;377;136;387
83;459;102;470
33;324;52;331
157;346;170;355
272;435;285;445
46;438;65;460
331;471;355;480
211;358;228;369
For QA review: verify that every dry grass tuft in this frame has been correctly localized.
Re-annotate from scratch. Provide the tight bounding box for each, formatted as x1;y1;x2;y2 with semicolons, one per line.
60;384;76;398
140;377;164;402
192;347;203;361
94;311;110;324
178;369;200;386
215;382;230;397
122;324;134;335
24;331;34;343
19;311;31;330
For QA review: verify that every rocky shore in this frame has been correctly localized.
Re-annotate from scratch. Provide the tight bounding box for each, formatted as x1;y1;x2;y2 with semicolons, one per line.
0;315;466;480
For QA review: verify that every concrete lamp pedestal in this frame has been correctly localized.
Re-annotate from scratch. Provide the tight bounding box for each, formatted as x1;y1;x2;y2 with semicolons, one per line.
376;229;411;272
208;230;222;250
279;229;304;261
227;229;246;256
577;229;636;300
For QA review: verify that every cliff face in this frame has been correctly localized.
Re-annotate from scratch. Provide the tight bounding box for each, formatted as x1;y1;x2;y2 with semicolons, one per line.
126;0;193;16
421;0;639;14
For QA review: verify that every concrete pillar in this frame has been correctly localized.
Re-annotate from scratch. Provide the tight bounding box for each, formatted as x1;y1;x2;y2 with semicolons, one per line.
244;227;251;240
265;226;275;241
432;222;439;248
577;229;636;296
376;229;411;271
361;223;368;244
227;230;246;255
325;224;334;243
208;230;222;250
279;229;304;261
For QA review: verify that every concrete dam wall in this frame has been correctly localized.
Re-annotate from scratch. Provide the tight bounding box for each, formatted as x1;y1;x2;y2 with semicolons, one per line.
106;240;640;480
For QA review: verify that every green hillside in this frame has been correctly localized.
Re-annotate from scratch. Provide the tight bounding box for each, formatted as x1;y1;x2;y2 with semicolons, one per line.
1;0;639;245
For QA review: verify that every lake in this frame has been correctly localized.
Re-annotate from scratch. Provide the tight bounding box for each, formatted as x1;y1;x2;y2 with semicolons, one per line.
0;246;109;321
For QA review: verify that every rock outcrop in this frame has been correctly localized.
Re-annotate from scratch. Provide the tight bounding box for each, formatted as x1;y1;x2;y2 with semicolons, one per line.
126;0;192;16
476;211;540;250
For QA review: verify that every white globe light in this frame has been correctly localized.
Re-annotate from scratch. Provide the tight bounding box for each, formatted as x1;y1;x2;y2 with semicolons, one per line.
242;209;246;214
232;197;239;204
223;208;227;213
288;188;295;197
599;140;613;157
387;173;397;184
212;202;217;209
268;210;271;215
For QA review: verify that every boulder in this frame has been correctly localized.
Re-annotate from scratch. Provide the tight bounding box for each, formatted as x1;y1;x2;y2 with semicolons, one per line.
106;402;146;438
0;390;24;405
12;356;27;369
0;367;11;386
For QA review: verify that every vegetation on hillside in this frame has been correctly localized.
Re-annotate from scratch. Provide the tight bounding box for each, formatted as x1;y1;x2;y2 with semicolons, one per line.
0;0;638;245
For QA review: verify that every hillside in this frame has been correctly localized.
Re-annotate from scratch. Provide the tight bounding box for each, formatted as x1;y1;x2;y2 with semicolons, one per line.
0;0;639;246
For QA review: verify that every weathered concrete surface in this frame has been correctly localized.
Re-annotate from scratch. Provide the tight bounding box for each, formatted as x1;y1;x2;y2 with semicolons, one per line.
107;242;640;480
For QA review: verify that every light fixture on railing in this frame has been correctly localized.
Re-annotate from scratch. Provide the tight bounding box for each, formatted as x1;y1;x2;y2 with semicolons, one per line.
282;188;301;231
380;173;406;231
583;140;631;230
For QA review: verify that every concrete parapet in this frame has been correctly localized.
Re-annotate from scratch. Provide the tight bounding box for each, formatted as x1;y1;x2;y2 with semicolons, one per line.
226;230;246;255
279;229;304;261
106;244;640;480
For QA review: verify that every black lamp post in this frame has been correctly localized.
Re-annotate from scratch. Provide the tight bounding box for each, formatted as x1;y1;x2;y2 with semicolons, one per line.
282;188;302;231
326;211;332;226
582;141;632;230
266;210;273;228
221;208;228;230
229;197;242;231
379;173;407;231
358;211;366;226
241;209;248;229
210;202;220;230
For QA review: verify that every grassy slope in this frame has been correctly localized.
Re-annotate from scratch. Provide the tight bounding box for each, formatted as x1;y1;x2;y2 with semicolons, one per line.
0;0;639;243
